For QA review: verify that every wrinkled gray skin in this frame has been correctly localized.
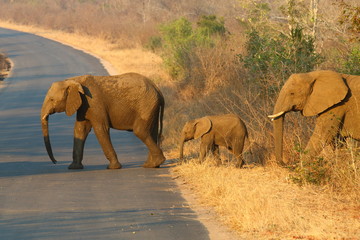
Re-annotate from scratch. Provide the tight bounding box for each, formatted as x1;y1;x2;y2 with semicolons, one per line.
269;70;360;165
179;114;248;167
41;73;166;169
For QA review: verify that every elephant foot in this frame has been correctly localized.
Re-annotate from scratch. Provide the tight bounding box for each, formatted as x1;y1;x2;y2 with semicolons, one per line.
235;160;244;168
68;162;84;170
143;154;166;168
142;162;160;168
215;159;222;166
107;161;122;169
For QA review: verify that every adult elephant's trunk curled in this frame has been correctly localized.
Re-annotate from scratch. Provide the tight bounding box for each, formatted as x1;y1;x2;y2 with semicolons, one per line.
41;112;57;164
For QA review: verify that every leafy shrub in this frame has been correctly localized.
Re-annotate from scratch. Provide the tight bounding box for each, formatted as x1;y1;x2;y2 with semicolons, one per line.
159;17;195;80
146;36;162;52
195;15;226;47
239;26;323;86
289;157;329;186
340;45;360;75
289;144;330;186
158;15;228;82
288;140;360;200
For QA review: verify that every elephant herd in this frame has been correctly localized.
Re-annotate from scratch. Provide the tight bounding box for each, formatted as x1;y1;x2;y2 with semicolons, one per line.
41;70;360;169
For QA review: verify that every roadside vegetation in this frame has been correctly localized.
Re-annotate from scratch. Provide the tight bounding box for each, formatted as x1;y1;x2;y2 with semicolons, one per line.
0;0;359;239
0;53;10;80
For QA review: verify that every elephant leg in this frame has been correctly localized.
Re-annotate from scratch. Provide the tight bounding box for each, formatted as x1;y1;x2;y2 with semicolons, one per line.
137;133;165;168
212;144;221;165
132;128;164;168
232;138;245;168
93;124;121;169
199;138;212;163
69;120;92;169
305;110;343;158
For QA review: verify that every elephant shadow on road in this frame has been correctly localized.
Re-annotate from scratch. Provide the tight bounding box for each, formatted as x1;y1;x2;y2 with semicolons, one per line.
0;161;77;178
0;158;176;178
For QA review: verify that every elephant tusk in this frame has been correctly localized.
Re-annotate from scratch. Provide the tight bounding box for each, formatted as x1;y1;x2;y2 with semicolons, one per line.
268;111;285;120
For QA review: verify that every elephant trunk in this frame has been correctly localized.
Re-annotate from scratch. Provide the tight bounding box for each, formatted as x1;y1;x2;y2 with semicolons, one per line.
273;115;285;165
179;135;186;161
270;95;288;165
41;108;57;164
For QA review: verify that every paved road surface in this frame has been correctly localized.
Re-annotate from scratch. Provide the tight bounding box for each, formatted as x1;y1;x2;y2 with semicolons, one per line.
0;28;210;240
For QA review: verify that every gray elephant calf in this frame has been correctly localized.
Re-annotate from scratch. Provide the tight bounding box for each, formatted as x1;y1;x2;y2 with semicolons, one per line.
41;73;165;169
179;114;248;167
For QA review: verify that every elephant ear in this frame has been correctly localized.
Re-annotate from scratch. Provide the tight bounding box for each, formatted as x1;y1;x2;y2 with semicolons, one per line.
65;80;85;116
303;71;348;116
194;117;212;139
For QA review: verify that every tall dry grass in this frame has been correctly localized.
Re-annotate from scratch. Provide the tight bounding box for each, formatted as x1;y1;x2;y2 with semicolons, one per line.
173;161;360;239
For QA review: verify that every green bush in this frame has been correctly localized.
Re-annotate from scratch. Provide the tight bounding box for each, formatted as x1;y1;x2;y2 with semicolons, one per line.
289;157;330;186
195;15;226;47
340;46;360;75
239;26;323;86
157;15;228;81
159;17;195;80
289;144;330;186
146;36;162;52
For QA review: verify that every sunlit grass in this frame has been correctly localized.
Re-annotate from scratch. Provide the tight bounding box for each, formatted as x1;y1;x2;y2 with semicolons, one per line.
173;156;360;239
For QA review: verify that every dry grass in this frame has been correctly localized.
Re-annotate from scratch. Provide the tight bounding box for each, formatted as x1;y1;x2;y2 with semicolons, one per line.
172;159;360;239
1;20;359;239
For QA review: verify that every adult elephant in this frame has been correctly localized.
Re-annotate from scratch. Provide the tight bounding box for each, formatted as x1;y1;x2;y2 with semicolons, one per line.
41;73;166;169
268;70;360;165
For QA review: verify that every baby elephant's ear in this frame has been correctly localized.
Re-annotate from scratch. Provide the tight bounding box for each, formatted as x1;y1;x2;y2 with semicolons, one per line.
194;117;212;139
65;80;84;116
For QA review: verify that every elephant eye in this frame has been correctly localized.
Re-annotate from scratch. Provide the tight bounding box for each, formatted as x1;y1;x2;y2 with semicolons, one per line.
290;92;295;96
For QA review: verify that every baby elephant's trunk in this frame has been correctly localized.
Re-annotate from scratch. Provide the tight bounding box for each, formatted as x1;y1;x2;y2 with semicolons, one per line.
179;135;186;161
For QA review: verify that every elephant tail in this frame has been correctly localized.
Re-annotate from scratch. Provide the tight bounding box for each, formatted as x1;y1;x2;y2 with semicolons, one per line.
157;93;165;146
243;124;251;154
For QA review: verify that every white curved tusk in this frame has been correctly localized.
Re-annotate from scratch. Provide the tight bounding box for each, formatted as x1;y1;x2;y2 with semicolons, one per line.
268;111;285;120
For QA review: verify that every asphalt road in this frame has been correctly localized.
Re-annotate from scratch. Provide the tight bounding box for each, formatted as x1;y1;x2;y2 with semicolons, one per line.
0;27;210;240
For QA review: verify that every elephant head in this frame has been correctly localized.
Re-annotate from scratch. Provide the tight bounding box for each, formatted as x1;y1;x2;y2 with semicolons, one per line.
41;79;85;163
268;70;349;164
179;117;212;160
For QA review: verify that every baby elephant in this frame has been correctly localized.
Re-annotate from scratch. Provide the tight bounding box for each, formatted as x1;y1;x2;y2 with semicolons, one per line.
179;114;248;167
